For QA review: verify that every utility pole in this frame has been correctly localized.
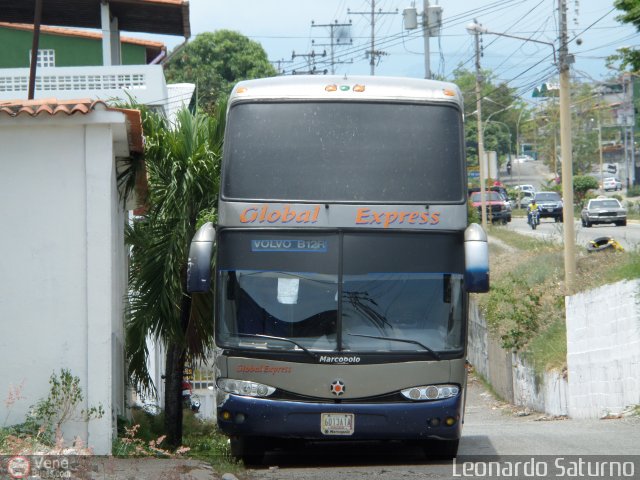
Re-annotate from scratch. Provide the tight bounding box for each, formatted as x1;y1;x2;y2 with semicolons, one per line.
270;58;293;76
349;1;397;75
403;1;443;79
423;0;430;79
558;0;576;295
311;20;353;75
291;49;328;75
468;19;488;230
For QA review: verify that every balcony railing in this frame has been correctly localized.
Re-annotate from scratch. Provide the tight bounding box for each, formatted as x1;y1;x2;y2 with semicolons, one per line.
0;64;169;107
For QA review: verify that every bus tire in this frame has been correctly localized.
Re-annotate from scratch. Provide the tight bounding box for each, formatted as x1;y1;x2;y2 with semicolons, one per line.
422;439;459;460
230;436;266;466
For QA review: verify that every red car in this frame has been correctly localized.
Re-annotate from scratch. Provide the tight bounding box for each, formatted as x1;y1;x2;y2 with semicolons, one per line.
469;191;511;224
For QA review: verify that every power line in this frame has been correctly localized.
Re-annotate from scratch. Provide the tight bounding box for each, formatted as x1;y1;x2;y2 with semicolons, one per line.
311;19;353;74
348;0;398;75
282;0;527;75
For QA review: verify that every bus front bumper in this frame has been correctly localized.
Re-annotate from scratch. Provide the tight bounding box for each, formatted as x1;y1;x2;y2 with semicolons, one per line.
217;393;463;441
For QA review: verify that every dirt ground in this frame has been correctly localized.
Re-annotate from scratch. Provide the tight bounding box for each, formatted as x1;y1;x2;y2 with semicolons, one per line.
85;457;222;479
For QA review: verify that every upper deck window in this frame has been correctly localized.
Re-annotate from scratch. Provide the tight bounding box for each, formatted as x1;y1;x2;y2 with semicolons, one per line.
222;101;465;203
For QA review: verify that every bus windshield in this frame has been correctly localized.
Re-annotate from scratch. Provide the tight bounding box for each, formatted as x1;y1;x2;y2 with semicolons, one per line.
222;101;465;203
217;231;465;355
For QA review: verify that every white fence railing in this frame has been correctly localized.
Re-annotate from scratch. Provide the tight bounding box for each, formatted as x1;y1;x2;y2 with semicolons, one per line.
0;65;168;107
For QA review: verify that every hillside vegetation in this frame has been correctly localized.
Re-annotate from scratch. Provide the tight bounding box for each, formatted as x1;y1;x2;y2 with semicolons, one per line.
475;227;640;374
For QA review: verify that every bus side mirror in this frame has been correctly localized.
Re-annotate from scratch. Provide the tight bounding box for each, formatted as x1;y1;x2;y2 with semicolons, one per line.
187;222;216;293
464;223;489;293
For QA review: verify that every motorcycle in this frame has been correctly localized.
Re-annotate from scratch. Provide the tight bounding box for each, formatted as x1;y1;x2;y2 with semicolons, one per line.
527;208;540;230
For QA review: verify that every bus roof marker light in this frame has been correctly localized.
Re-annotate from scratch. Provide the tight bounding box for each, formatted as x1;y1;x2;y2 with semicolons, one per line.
236;87;249;95
325;84;338;92
353;84;366;92
340;85;350;91
443;89;456;97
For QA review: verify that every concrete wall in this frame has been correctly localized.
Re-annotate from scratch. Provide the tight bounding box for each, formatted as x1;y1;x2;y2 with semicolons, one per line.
0;111;132;454
470;278;640;419
566;280;640;418
468;299;568;416
468;301;514;402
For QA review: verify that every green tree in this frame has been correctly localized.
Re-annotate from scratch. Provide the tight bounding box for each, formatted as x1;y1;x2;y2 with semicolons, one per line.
573;175;599;206
609;1;640;71
164;30;277;112
451;66;522;168
125;104;225;448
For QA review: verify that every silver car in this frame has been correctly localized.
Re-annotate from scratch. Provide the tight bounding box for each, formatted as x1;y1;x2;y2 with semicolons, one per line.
581;197;627;227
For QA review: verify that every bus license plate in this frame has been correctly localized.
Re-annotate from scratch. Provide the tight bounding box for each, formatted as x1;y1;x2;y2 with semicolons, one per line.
321;413;354;435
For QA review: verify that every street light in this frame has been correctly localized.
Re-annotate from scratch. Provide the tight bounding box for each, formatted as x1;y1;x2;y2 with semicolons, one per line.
466;19;488;230
465;21;557;64
467;12;576;294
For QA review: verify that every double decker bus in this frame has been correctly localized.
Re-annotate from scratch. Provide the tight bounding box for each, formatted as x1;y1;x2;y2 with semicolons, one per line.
187;75;489;463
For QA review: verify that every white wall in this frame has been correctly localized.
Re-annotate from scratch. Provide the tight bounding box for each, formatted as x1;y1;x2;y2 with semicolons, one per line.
566;280;640;419
0;112;131;454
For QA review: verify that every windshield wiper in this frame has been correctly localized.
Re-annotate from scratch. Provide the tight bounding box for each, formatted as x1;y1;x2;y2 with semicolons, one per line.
236;333;318;359
347;333;441;360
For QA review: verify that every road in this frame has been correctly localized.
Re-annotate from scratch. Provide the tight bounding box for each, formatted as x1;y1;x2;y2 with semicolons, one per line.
505;215;640;251
501;158;551;191
244;377;640;480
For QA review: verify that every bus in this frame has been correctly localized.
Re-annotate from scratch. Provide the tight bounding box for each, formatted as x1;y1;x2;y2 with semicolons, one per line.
187;75;489;464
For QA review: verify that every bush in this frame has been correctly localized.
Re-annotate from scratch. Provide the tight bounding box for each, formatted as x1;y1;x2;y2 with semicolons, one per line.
627;185;640;197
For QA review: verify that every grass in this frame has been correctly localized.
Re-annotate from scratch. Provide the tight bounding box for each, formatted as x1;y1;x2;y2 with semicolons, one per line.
480;224;637;375
114;408;243;475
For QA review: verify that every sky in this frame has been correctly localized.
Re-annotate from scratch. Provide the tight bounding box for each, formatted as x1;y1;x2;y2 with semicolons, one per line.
146;0;639;103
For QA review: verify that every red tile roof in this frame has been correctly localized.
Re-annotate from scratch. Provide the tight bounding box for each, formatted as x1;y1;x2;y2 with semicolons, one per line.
0;97;147;208
0;98;144;154
0;0;190;37
0;22;165;50
0;98;103;117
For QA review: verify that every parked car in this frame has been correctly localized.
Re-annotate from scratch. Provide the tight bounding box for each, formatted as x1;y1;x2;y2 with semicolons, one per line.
603;177;622;191
469;191;511;224
513;190;535;209
514;184;536;194
534;191;563;222
581;197;627;227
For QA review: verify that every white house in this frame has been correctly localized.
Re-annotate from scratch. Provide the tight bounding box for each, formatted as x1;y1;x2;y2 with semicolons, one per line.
0;98;145;454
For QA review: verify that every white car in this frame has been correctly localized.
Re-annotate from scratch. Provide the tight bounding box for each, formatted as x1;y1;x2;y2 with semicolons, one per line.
603;177;622;191
514;184;536;194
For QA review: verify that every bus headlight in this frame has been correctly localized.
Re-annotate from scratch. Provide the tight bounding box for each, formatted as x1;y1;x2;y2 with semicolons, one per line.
401;384;460;401
217;378;276;397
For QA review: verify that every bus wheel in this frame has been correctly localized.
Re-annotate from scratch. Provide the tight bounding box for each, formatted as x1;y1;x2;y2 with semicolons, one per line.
230;436;266;466
422;439;459;460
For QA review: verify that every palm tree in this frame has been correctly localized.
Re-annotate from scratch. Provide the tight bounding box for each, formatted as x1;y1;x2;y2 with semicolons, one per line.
125;104;225;448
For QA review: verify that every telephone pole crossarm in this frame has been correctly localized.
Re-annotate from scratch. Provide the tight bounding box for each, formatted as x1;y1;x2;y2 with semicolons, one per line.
311;20;353;75
348;1;398;75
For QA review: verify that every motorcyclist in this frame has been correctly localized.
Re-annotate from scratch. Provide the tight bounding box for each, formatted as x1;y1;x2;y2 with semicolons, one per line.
527;198;540;225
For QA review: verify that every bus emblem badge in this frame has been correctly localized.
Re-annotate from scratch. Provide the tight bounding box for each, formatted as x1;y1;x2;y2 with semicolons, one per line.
330;379;345;396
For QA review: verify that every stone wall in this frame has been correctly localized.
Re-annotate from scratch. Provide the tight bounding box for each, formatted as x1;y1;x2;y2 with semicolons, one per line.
468;298;568;416
566;279;640;418
469;279;640;419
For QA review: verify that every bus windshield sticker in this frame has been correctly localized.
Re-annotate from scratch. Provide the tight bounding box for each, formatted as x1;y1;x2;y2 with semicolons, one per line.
251;239;328;253
277;278;299;304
